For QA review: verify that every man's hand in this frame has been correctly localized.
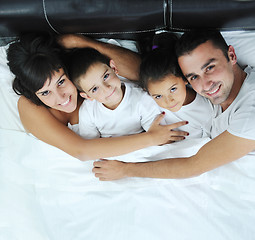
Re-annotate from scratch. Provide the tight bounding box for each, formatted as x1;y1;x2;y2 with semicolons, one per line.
93;159;127;181
57;34;95;49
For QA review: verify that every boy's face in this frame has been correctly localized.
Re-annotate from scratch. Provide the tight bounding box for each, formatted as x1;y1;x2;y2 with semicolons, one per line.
79;62;123;110
147;74;188;112
178;40;236;107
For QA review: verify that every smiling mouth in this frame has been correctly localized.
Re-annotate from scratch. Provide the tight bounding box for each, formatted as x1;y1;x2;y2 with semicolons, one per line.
206;85;221;96
169;103;178;109
107;88;116;98
61;96;71;106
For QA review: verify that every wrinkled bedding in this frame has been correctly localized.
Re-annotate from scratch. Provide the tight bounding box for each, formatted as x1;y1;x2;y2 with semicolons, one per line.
1;32;255;240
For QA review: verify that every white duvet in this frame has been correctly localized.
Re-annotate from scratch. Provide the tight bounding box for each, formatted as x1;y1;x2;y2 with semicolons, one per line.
1;32;255;240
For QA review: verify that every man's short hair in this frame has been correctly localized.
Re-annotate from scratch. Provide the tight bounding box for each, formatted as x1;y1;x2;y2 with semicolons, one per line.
175;30;229;61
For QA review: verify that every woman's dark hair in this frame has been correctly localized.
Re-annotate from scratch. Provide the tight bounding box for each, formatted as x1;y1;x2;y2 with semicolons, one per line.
139;32;185;93
7;32;65;106
66;47;110;92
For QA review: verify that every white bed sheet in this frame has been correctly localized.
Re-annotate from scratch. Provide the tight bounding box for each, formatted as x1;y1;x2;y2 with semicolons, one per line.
1;32;255;240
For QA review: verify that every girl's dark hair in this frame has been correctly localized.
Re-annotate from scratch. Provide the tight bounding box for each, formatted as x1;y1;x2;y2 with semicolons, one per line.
7;32;65;106
139;32;185;93
66;47;110;92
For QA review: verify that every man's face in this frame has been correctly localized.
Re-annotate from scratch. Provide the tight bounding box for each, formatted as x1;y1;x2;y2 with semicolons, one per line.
178;40;237;106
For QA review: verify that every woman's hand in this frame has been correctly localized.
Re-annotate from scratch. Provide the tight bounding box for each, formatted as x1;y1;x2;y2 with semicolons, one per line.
147;112;189;146
93;159;127;181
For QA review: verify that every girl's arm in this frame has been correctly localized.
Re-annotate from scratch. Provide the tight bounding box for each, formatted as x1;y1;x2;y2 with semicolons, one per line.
93;131;255;180
18;96;188;161
57;34;141;81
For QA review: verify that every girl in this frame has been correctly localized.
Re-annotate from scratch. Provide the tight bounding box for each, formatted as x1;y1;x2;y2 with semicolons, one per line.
139;36;214;138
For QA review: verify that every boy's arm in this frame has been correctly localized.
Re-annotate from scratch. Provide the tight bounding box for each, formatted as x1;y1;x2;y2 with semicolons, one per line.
93;131;255;180
79;103;100;139
139;92;168;131
58;34;141;81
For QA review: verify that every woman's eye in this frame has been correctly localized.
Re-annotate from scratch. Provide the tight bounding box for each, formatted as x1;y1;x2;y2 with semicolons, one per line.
155;95;162;100
41;91;50;96
92;87;98;93
170;87;177;93
58;79;65;86
103;73;109;81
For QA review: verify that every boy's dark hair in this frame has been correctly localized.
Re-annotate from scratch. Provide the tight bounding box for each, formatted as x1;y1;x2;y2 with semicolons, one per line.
66;48;110;92
175;30;229;61
7;32;65;106
139;33;185;92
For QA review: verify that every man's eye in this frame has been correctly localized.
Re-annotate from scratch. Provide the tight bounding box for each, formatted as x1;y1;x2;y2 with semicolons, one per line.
58;79;65;86
206;65;214;72
41;91;50;96
170;87;177;93
92;87;98;93
155;95;162;100
103;73;109;81
190;75;198;81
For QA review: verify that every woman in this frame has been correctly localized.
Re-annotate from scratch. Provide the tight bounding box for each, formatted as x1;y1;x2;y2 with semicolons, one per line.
7;32;188;161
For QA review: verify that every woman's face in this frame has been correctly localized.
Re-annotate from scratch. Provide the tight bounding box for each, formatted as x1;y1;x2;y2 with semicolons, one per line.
35;68;78;113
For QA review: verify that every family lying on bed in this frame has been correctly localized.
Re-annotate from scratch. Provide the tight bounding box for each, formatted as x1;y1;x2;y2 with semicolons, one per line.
7;30;255;181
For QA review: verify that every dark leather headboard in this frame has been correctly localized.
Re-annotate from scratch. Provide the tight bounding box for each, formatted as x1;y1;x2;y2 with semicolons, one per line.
1;0;255;43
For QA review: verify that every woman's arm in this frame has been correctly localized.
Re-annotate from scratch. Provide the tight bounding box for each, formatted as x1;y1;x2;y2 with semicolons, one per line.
57;34;141;81
93;131;255;180
18;97;188;161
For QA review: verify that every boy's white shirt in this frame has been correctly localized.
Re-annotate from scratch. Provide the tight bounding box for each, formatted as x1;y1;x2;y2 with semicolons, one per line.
78;81;164;139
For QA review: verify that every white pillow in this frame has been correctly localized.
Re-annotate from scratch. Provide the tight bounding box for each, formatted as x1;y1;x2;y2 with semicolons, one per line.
0;44;25;131
221;30;255;68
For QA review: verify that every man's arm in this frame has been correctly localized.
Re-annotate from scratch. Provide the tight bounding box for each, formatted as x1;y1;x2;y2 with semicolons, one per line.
93;131;255;180
58;34;141;81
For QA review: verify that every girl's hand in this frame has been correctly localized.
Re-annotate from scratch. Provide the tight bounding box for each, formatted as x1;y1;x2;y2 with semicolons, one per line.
147;112;189;146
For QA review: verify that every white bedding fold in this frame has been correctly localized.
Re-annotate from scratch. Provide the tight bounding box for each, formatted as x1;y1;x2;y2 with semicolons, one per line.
1;129;255;240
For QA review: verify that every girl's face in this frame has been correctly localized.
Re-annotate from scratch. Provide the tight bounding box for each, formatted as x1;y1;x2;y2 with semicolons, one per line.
147;74;188;112
36;68;78;113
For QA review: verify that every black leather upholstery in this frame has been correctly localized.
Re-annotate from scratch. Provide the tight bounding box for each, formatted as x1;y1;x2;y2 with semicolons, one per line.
1;0;255;42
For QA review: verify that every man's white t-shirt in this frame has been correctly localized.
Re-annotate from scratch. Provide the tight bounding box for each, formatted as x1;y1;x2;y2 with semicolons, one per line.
78;81;163;139
211;66;255;142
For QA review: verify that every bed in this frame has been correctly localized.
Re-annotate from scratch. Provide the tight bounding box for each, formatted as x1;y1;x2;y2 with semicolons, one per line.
1;1;255;239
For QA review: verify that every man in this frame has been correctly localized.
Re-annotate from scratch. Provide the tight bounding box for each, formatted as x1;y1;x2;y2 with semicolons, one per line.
92;30;255;180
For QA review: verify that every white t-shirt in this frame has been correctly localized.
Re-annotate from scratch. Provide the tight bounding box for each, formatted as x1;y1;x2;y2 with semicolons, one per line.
161;93;214;139
209;66;255;183
211;66;255;142
78;81;163;139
